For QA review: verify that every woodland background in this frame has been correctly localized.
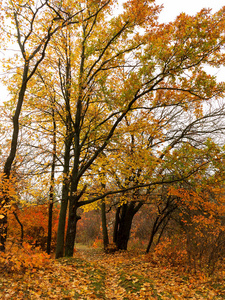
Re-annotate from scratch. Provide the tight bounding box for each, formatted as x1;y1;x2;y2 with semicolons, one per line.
0;0;225;299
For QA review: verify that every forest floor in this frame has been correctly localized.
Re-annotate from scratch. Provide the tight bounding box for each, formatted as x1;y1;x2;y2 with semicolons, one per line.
0;244;224;299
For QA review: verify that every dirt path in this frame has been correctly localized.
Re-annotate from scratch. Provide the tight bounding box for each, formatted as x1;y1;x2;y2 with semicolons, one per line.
0;245;224;299
72;245;224;300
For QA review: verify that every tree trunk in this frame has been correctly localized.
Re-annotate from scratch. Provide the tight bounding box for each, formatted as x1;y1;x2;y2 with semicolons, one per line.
13;211;24;246
55;119;72;258
116;212;133;250
47;107;56;255
113;202;143;251
146;202;177;254
47;201;53;254
113;206;121;245
101;200;109;249
146;216;159;254
64;196;81;257
0;213;7;252
0;64;29;252
55;179;70;258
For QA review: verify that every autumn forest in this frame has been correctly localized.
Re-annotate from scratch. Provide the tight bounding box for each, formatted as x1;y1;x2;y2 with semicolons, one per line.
0;0;225;298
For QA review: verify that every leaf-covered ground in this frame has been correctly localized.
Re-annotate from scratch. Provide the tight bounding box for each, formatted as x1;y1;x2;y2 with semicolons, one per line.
0;247;224;299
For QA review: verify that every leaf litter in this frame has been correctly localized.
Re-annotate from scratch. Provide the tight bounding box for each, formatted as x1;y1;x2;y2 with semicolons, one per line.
0;247;224;299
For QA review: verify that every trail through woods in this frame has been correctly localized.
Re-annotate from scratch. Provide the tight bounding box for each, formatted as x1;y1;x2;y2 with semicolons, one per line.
0;246;224;299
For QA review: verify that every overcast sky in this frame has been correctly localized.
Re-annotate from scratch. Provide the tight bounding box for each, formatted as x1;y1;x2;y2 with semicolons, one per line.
157;0;225;82
156;0;225;22
0;0;224;104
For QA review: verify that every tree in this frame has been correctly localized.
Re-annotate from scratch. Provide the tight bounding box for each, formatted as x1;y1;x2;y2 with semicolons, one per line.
0;0;89;251
92;99;225;251
63;2;225;257
1;0;225;258
33;1;225;257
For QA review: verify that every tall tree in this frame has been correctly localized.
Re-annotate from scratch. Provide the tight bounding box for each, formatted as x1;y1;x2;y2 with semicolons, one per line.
1;0;225;258
0;0;84;251
61;2;225;256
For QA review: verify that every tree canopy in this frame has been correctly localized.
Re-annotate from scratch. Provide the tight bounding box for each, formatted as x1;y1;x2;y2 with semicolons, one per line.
0;0;225;261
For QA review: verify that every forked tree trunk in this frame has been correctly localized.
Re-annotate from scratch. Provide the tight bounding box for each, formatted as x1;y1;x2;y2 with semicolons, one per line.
113;202;143;250
115;212;133;250
146;201;177;254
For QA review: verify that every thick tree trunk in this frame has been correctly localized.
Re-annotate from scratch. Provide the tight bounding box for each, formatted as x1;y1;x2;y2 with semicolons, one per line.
55;181;70;258
55;156;71;258
101;200;109;249
65;197;81;257
113;202;143;251
116;212;133;250
55;124;72;258
113;206;121;245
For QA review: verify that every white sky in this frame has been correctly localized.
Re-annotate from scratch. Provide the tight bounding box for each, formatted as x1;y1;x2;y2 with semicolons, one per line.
0;0;224;104
156;0;225;82
156;0;224;22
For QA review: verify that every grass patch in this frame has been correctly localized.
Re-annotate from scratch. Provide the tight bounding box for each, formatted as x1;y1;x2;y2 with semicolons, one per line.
88;266;106;299
119;271;147;292
58;255;107;299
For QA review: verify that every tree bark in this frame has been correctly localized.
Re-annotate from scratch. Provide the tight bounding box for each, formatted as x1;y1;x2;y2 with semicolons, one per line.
55;39;73;258
0;213;7;252
146;200;177;254
13;211;24;246
113;202;143;250
47;201;53;254
0;63;29;252
64;196;81;257
47;107;57;255
116;212;133;250
55;136;71;258
113;206;121;245
55;166;70;258
146;216;159;254
101;200;109;249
